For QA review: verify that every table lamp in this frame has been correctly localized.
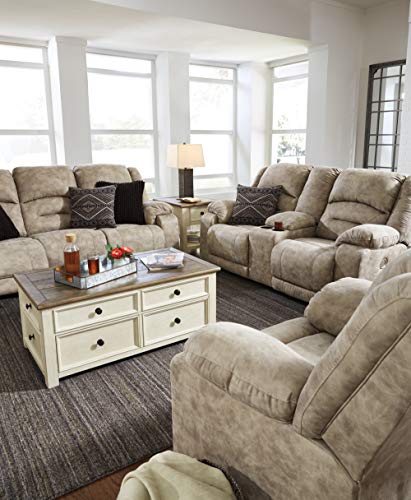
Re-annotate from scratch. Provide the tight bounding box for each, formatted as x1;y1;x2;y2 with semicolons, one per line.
167;143;205;198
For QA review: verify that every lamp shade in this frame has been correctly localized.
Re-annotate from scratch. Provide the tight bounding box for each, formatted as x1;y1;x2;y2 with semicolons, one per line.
167;144;205;170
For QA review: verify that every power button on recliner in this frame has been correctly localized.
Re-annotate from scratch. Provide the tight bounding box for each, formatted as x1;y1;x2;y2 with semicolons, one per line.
380;257;389;269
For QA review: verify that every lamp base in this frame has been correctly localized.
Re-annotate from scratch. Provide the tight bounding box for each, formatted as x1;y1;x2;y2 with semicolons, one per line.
178;169;194;198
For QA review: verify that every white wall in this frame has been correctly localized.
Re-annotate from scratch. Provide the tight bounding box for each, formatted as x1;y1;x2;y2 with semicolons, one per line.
356;0;409;168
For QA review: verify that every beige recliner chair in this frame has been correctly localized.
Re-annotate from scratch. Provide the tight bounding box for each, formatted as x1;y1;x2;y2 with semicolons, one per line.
171;250;411;500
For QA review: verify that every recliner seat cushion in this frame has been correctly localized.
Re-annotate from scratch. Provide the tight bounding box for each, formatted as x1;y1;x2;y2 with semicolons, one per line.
0;237;48;279
207;224;252;266
287;333;335;365
257;163;312;212
33;229;107;267
316;169;404;240
271;238;336;293
13;166;76;235
101;225;165;251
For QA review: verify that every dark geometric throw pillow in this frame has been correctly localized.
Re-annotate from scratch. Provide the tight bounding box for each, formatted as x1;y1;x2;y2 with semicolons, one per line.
229;184;282;226
69;185;116;229
95;180;145;225
0;205;20;241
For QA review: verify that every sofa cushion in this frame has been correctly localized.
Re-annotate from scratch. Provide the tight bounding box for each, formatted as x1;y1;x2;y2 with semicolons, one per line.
257;163;312;212
229;184;282;226
69;185;116;229
0;238;48;279
293;271;411;439
295;167;340;221
32;229;107;267
13;166;76;235
207;224;252;266
74;164;132;188
0;170;27;236
317;169;404;240
305;278;371;336
287;333;335;365
335;224;400;249
96;180;146;225
387;175;411;245
101;224;165;251
263;317;319;344
184;322;313;422
271;238;336;293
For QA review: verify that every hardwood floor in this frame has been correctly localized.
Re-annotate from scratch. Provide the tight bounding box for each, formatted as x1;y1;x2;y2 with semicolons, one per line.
60;458;149;500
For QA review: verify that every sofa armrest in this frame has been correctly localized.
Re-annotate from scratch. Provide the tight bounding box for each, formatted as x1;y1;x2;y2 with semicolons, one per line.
266;211;316;230
156;213;180;248
305;278;371;336
143;201;173;225
208;200;235;224
200;212;218;260
336;224;400;249
184;322;313;422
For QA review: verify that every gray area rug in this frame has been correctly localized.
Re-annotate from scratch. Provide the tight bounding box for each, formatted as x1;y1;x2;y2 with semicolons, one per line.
0;271;304;499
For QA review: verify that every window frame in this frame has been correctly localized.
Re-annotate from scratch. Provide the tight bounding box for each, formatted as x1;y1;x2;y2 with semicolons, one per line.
87;48;160;192
269;56;308;165
363;59;406;172
189;60;238;194
0;39;57;167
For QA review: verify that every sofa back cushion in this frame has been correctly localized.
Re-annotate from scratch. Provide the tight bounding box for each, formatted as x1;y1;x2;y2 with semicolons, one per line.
293;270;411;446
13;166;76;235
295;166;340;221
387;175;411;245
316;169;404;240
0;170;27;236
256;163;312;212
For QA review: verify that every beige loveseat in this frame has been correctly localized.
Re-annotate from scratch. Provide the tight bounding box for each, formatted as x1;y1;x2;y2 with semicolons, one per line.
171;249;411;500
201;163;411;301
0;164;179;295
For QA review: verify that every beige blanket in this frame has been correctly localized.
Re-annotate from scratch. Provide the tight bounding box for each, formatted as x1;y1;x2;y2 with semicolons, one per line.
117;451;236;500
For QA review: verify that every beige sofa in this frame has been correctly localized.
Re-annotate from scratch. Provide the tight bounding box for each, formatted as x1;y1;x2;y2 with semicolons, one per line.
201;163;411;301
171;249;411;500
0;164;179;295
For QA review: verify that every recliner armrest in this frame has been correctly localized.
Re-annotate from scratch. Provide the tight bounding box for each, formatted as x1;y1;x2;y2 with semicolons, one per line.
207;200;235;224
184;322;313;422
266;211;316;230
143;201;173;225
336;224;400;249
305;277;371;336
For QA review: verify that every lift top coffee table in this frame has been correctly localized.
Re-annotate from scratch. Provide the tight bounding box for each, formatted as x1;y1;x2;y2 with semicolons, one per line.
14;250;219;388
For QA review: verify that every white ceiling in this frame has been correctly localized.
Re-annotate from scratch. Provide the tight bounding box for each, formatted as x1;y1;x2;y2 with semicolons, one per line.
0;0;309;63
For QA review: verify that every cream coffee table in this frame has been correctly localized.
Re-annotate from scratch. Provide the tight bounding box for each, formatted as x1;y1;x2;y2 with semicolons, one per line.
14;250;219;388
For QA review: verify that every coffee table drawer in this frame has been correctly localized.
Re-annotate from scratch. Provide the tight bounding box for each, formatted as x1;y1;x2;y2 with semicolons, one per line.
19;290;41;331
142;300;206;345
54;293;137;333
22;316;44;369
142;278;207;311
56;319;138;372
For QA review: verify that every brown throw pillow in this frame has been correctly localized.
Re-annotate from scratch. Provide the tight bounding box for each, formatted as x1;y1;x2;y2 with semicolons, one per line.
69;185;116;229
229;184;282;226
0;205;20;241
95;180;145;225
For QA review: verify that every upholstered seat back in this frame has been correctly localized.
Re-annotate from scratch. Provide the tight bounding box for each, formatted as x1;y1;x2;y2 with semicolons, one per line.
254;163;313;212
316;169;405;240
0;170;27;236
386;175;411;245
13;166;76;235
293;249;411;480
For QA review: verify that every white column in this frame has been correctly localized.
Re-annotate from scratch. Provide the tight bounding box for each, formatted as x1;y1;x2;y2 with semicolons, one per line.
398;14;411;174
237;62;271;185
155;52;190;197
48;37;92;166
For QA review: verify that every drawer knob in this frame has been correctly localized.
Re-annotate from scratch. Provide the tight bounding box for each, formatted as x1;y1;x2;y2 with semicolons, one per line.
25;303;32;310
97;339;105;347
28;334;35;341
174;289;181;296
95;307;103;315
174;317;181;325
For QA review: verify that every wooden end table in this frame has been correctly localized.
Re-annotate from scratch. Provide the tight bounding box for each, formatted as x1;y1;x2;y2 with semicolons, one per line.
14;250;219;388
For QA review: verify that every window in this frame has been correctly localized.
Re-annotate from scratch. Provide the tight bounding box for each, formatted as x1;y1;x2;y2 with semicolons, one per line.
189;63;236;192
363;60;406;171
0;43;55;170
271;60;308;164
87;51;158;193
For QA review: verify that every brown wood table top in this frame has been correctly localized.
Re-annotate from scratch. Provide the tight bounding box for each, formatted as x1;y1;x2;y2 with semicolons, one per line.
14;250;220;311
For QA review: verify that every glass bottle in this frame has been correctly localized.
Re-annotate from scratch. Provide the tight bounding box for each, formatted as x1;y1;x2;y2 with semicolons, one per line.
64;233;80;276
